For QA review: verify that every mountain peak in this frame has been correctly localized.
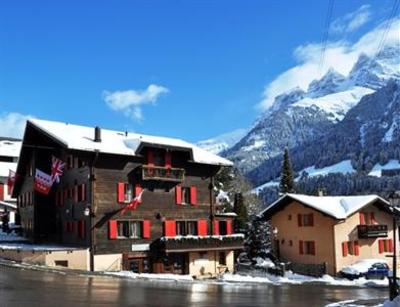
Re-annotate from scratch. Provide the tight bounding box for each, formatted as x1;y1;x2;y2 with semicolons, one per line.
307;68;346;98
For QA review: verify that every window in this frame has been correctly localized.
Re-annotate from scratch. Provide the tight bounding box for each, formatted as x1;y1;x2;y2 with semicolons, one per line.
182;187;191;204
219;252;226;265
289;240;293;246
66;155;74;169
298;214;314;227
199;251;208;260
288;214;292;221
176;221;198;236
299;240;315;255
153;151;165;167
219;220;228;235
342;241;360;257
117;221;143;239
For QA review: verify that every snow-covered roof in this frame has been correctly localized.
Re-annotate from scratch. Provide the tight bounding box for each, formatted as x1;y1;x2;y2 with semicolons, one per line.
0;140;21;158
0;162;17;178
27;119;233;166
261;193;389;220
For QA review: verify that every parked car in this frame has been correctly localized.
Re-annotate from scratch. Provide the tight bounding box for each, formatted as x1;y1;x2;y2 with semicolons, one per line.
340;259;389;280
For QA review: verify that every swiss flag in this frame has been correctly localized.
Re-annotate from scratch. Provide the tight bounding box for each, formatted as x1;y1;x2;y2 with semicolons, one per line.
120;190;143;214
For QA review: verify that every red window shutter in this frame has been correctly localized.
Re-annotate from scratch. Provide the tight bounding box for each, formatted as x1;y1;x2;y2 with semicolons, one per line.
0;184;4;201
78;221;85;239
147;150;154;166
117;182;125;203
165;151;172;168
81;184;86;202
359;212;366;225
109;220;117;239
297;214;302;227
74;221;78;233
64;221;69;232
226;220;232;235
370;212;376;225
175;186;182;205
213;221;220;235
342;242;348;257
311;241;316;255
310;214;314;226
388;239;393;253
74;186;78;203
164;220;176;237
142;220;151;239
197;220;208;236
135;184;142;203
63;190;68;203
354;241;360;256
190;186;197;205
299;240;304;255
378;240;384;254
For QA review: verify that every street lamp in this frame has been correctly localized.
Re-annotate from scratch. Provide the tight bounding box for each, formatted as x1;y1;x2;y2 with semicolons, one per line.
389;191;400;301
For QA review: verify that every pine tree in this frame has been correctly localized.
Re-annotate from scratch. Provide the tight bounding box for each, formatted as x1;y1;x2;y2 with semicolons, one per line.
244;217;271;262
233;193;248;233
279;147;294;193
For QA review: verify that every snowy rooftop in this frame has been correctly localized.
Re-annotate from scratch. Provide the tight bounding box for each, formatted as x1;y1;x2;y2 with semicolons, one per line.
0;162;17;178
262;193;389;219
28;119;233;166
0;139;21;158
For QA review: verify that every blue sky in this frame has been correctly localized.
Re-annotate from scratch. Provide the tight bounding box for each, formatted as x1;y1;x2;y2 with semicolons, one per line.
0;1;397;142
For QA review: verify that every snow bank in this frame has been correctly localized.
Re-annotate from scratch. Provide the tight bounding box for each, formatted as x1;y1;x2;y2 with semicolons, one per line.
106;271;193;281
383;295;400;307
0;242;81;251
0;231;27;242
220;272;388;287
368;160;400;177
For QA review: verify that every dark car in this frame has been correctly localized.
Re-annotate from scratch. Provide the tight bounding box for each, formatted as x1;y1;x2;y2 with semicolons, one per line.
365;262;390;280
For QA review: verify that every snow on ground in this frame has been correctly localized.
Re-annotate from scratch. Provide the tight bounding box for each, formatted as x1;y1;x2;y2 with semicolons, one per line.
368;160;400;177
220;272;388;287
298;160;355;178
383;295;400;307
0;242;82;251
242;140;265;152
0;231;28;242
253;160;355;194
106;271;193;281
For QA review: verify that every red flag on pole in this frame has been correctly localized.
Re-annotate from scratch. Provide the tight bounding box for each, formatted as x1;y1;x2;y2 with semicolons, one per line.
7;170;16;195
120;190;143;215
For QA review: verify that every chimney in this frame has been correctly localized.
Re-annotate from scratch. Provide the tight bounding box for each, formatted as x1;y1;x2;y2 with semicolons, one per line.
94;126;101;142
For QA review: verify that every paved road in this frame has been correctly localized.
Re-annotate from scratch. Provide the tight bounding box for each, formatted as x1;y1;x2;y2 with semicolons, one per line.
0;265;388;307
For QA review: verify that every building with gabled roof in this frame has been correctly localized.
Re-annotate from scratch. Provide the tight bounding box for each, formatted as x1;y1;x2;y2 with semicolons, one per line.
12;119;243;274
261;193;395;275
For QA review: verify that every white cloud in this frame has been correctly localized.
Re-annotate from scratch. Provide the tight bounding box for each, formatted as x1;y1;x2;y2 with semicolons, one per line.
0;112;32;138
331;5;371;34
103;84;169;121
258;18;400;110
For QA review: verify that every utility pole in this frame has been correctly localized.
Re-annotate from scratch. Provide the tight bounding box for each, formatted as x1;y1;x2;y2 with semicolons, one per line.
389;191;400;301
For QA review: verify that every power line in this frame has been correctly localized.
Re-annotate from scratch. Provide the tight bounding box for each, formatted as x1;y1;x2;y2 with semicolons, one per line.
319;0;335;72
375;0;400;58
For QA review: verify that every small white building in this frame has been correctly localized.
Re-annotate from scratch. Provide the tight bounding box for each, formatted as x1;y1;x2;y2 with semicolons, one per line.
0;137;21;225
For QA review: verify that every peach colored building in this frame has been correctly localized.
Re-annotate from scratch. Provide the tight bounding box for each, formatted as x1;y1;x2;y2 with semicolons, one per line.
261;194;396;275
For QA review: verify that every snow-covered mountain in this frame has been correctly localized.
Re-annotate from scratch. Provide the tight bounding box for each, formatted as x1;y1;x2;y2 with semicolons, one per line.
196;128;247;154
223;45;400;178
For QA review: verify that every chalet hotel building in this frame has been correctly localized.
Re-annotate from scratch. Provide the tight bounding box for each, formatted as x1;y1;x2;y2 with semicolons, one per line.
13;119;243;275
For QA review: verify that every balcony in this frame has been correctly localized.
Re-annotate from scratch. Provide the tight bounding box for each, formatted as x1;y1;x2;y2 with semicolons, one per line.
357;224;388;239
152;234;244;253
142;165;185;182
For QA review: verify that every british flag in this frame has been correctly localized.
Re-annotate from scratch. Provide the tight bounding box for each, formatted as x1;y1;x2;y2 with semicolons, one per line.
51;156;65;183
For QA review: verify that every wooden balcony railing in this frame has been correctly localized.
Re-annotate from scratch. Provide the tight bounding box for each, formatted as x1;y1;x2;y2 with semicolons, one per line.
152;234;244;252
142;165;185;182
357;224;388;239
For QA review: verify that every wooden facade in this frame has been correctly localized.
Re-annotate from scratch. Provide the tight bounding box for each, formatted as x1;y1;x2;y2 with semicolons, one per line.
13;120;243;274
